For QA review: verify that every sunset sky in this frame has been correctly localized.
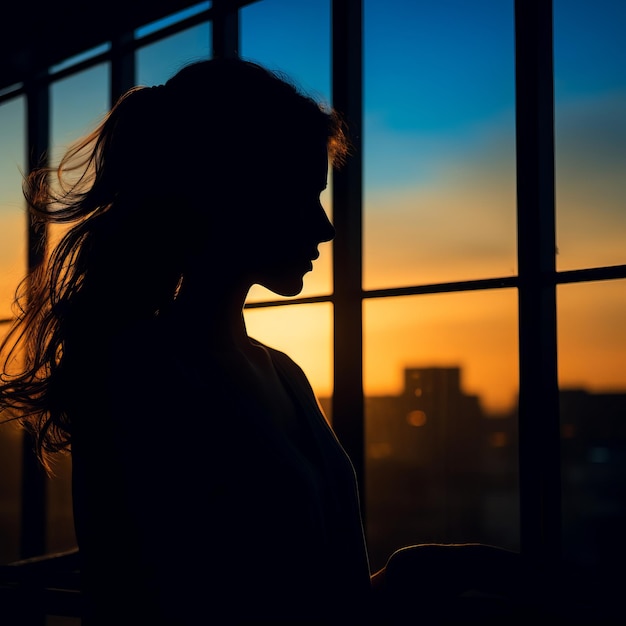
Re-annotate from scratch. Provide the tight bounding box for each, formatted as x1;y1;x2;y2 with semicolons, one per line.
0;0;624;414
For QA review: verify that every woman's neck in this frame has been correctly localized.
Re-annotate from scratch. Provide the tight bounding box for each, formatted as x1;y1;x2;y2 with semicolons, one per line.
164;277;253;352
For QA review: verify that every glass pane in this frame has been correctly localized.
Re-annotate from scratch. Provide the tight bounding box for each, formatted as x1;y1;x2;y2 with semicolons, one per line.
243;302;333;420
558;280;626;572
558;280;626;394
240;0;331;102
0;96;26;565
363;0;517;290
49;64;110;251
136;22;211;87
241;0;333;302
364;290;519;572
0;97;26;322
554;0;626;271
51;65;110;162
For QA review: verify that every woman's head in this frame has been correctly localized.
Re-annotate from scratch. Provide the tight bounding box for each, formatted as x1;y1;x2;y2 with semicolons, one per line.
151;58;344;295
30;58;348;317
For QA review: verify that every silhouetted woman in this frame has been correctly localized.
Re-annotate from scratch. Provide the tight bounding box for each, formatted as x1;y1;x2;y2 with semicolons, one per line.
0;58;372;625
0;57;568;626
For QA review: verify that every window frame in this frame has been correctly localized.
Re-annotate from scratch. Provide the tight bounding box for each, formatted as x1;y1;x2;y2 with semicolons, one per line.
1;0;625;570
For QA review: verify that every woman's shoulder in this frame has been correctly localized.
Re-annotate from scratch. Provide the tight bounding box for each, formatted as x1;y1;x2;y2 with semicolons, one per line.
248;338;326;415
249;338;302;374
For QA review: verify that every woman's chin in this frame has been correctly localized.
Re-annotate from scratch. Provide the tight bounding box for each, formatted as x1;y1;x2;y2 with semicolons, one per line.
259;276;305;298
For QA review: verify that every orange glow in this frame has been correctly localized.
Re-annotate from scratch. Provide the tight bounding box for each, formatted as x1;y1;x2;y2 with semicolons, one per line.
489;432;509;448
0;212;26;321
406;410;427;427
557;280;626;395
364;290;520;414
368;441;392;460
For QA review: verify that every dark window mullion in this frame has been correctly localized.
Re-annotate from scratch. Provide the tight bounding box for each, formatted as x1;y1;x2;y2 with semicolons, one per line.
212;0;241;59
331;0;365;504
514;0;561;563
110;32;136;106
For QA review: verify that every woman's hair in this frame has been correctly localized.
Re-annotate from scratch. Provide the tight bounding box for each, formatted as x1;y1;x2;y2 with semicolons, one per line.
0;58;349;470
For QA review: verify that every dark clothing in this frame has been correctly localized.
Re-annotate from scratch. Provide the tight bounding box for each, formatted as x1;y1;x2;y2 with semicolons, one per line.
71;331;371;625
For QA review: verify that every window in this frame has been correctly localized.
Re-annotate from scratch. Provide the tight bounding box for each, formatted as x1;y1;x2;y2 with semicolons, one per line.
1;0;624;602
0;95;26;564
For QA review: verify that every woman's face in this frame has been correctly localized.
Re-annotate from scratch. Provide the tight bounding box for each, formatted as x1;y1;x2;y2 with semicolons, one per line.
237;139;335;297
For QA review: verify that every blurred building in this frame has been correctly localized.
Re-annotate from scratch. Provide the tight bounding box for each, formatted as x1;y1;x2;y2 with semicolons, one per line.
322;366;626;573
